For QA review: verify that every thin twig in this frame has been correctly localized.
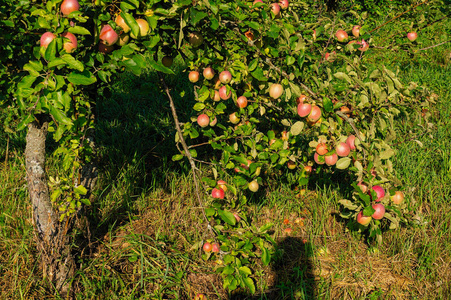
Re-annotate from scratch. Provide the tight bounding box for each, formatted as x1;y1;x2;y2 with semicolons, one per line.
157;72;213;234
416;40;451;51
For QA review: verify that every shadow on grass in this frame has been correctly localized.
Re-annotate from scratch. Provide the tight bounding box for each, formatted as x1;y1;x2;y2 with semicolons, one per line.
232;237;316;300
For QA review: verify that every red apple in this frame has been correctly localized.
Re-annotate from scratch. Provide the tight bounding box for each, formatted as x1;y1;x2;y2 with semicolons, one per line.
391;191;404;205
279;0;289;9
407;32;417;42
325;51;336;62
325;153;338;166
115;15;130;33
217;180;227;192
209;116;217;127
336;142;350;157
352;25;361;38
197;114;210;128
203;67;215;80
61;0;80;16
130;19;149;39
212;243;220;253
372;203;385;220
189;71;200;83
99;42;114;53
284;227;293;234
253;0;264;6
211;187;225;199
346;135;356;150
229;112;240;124
296;94;307;104
358;39;369;52
297;103;312;117
194;293;207;300
212;90;221;102
99;24;118;46
335;30;348;43
269;83;283;99
203;242;212;252
314;153;324;165
307;105;321;122
316;143;328;155
189;32;204;47
40;32;56;48
371;185;385;202
357;182;368;193
357;211;371;225
236;96;248;108
271;3;281;16
219;86;231;100
219;70;232;84
248;180;259;192
304;165;312;174
61;32;77;53
162;56;173;67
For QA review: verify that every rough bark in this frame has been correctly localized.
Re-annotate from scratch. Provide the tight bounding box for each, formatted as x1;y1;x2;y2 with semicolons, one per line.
25;119;75;299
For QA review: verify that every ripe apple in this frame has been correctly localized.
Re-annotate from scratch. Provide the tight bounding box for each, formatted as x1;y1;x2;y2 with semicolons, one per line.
314;153;324;165
371;185;385;202
304;165;312;174
211;187;225;199
162;56;173;67
203;242;212;252
130;19;149;39
296;94;307;104
357;211;371;225
40;32;56;48
189;71;200;83
325;51;336;62
219;86;231;100
269;83;283;99
189;32;204;47
372;203;385;220
407;32;417;42
117;33;129;46
391;191;404;205
61;32;77;53
316;143;328;155
335;30;348;43
233;213;241;222
115;15;130;33
325;153;338;166
307;105;321;122
99;42;114;53
212;243;220;253
229;112;240;124
271;3;281;16
194;294;207;300
236;96;248;108
212;90;221;102
297;103;312;117
352;25;361;38
248;180;259;192
61;0;80;16
357;182;368;193
279;0;289;9
203;67;215;80
219;70;232;84
197;114;210;128
253;0;263;7
346;135;356;150
217;180;227;192
358;39;369;52
100;24;118;46
287;160;296;169
284;227;293;234
336;142;350;157
209;116;217;127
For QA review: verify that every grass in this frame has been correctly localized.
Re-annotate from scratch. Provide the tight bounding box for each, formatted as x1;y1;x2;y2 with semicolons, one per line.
1;4;451;300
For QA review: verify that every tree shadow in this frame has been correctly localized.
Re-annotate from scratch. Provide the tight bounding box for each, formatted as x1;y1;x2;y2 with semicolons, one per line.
231;237;316;300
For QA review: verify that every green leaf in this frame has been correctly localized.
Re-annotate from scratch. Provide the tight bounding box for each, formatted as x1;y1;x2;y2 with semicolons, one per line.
193;103;205;111
218;209;237;226
244;277;256;294
261;246;270;266
336;157;351;169
363;206;375;217
121;12;139;39
334;72;352;85
288;82;301;97
80;198;91;205
338;199;359;210
147;58;175;74
172;154;184;161
190;8;208;25
50;106;73;126
239;266;252;276
23;61;43;76
251;67;268;82
68;26;91;35
17;114;35;131
61;54;84;71
67;70;97;85
74;185;88;195
120;0;139;10
45;39;57;61
323;97;333;112
258;223;273;233
290;121;304;136
248;59;258;72
380;149;395;159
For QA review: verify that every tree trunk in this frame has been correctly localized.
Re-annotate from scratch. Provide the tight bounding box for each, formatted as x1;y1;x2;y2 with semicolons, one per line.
25;118;75;299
